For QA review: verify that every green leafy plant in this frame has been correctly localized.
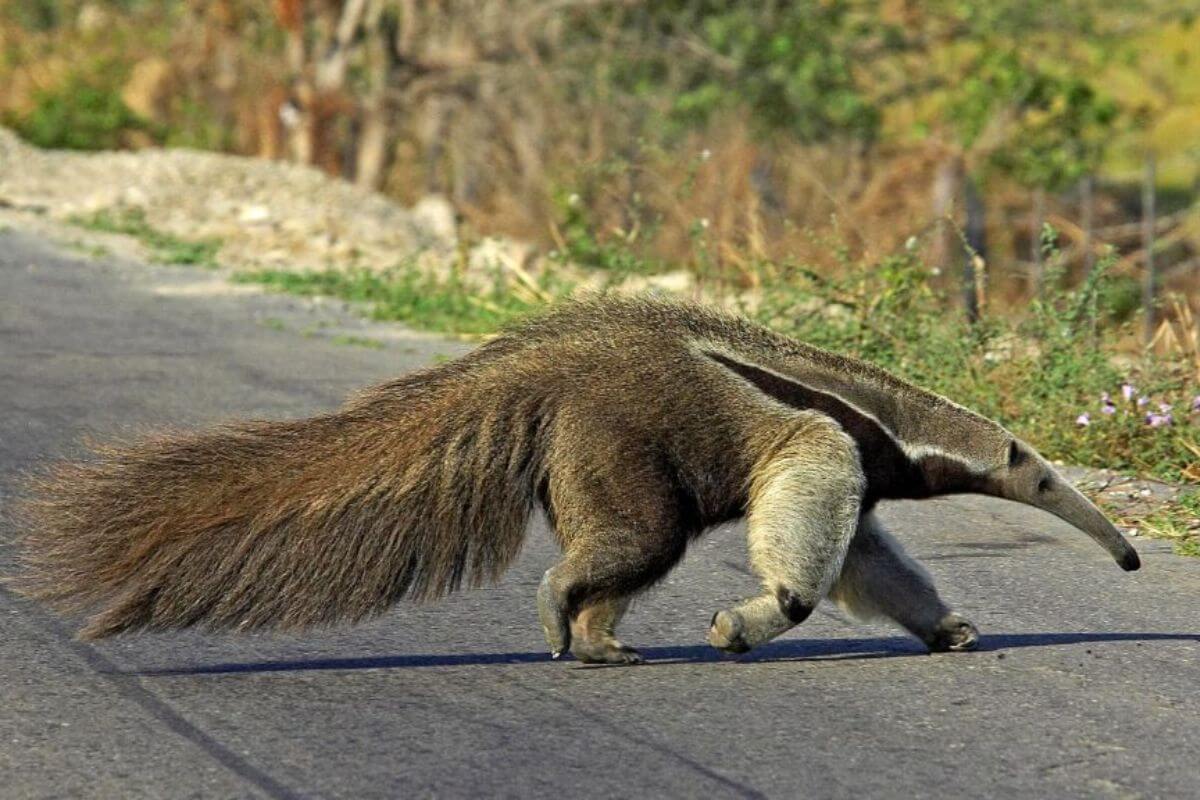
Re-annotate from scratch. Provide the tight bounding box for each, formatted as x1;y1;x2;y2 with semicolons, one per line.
1140;491;1200;555
7;74;154;151
603;2;880;141
553;188;661;277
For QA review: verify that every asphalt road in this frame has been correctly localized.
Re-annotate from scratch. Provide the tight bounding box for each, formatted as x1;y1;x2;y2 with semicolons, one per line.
2;228;1199;799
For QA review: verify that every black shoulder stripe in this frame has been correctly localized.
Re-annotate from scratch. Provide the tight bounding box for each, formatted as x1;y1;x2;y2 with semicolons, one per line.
701;349;924;500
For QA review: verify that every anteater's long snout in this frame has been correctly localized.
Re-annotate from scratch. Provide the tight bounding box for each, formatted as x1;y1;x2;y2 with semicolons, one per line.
1032;476;1141;571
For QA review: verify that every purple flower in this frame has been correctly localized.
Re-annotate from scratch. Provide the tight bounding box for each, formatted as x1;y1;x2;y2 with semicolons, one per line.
1122;383;1136;402
1146;412;1173;427
1101;404;1116;415
1191;394;1200;413
1159;402;1173;414
1076;412;1091;427
1137;396;1149;408
1100;392;1116;415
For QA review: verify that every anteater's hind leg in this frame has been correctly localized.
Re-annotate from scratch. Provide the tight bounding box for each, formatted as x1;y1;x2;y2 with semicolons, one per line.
538;515;686;664
537;526;683;664
708;413;865;654
830;512;978;652
537;423;694;664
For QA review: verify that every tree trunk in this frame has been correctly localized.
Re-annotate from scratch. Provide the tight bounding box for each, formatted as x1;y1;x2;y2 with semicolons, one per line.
962;174;986;324
1030;186;1045;295
1080;173;1095;275
356;106;389;190
355;0;391;189
274;0;312;165
931;154;963;275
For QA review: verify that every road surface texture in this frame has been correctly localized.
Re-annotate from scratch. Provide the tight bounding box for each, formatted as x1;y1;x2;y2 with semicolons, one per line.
2;229;1199;799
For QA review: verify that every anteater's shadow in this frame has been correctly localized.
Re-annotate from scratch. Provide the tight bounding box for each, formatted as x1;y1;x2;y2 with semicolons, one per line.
137;631;1199;676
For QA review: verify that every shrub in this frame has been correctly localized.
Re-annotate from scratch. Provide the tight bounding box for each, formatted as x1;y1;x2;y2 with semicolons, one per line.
7;74;151;151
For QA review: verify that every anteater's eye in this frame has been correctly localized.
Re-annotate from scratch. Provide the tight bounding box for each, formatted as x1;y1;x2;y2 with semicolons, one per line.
1037;476;1052;493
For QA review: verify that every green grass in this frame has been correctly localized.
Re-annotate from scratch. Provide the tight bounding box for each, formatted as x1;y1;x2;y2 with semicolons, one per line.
1139;492;1200;556
232;264;551;336
70;207;222;267
330;334;385;349
64;239;112;260
1175;538;1200;557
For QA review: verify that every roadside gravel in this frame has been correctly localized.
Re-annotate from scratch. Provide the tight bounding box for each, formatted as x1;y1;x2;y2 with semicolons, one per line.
0;126;454;273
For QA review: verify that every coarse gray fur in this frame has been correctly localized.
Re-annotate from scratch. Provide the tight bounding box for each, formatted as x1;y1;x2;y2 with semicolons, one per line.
10;297;1139;663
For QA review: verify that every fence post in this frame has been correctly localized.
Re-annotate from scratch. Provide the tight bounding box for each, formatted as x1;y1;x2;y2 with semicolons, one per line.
1142;154;1157;344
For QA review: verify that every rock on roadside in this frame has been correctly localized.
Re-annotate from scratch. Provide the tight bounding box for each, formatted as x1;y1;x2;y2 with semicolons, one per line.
0;127;454;272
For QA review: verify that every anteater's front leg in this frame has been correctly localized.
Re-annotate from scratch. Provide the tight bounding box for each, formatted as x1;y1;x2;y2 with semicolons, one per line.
830;512;979;652
708;413;865;654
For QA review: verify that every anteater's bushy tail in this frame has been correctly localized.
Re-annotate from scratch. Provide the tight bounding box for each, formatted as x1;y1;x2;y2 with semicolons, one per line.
10;360;548;639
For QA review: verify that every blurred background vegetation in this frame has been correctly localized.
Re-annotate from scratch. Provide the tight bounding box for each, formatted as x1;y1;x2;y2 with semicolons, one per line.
2;1;1197;293
3;1;1200;521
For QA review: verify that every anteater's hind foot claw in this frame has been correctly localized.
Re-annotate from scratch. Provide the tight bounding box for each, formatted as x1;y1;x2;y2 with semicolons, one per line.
537;570;571;658
571;637;644;665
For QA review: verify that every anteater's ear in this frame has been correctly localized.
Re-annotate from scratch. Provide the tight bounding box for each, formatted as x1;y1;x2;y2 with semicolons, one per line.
1007;440;1026;469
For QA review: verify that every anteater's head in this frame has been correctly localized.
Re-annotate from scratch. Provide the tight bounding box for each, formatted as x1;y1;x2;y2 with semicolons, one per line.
976;438;1140;571
904;398;1139;572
